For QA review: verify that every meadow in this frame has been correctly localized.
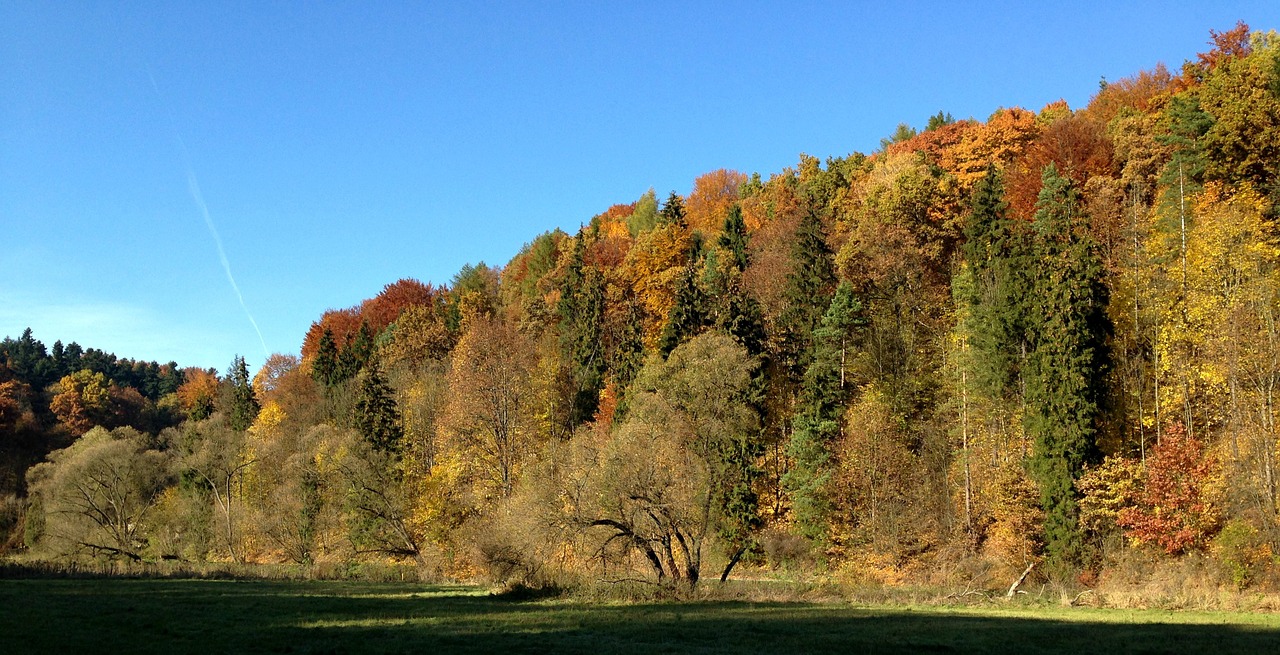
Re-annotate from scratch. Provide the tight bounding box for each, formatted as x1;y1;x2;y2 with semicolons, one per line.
2;578;1279;654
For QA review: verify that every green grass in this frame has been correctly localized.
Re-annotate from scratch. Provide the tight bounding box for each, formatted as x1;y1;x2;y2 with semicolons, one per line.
2;578;1278;654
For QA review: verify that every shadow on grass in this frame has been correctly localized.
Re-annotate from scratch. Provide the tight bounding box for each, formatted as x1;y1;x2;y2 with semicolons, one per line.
2;578;1277;654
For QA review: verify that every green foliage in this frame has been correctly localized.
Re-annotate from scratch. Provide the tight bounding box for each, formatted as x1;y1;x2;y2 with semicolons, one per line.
659;263;710;357
785;283;864;543
557;234;607;428
353;361;403;454
227;356;260;433
658;191;686;227
1024;164;1109;576
925;110;955;132
627;188;659;236
311;328;340;387
959;166;1035;399
777;210;837;379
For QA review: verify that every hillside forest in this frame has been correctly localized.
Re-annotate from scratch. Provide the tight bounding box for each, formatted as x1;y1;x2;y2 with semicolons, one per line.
5;24;1280;591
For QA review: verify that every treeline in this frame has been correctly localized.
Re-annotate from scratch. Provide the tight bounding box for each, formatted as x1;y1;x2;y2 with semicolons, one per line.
13;24;1280;590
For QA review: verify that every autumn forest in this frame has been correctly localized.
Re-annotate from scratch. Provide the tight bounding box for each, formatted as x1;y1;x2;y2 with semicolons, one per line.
4;24;1280;594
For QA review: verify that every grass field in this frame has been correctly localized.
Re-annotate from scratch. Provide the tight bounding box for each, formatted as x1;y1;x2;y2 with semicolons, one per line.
2;579;1279;654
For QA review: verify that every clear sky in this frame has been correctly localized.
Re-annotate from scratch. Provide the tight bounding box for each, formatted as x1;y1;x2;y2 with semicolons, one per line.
2;2;1276;372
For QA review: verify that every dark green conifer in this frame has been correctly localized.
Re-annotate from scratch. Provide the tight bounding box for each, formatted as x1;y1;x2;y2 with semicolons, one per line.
1024;164;1109;576
227;355;260;432
353;360;403;454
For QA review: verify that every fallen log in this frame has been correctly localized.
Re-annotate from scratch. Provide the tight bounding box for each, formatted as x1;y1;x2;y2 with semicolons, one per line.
1005;562;1035;599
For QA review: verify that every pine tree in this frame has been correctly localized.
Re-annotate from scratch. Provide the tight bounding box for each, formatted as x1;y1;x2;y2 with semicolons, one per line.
227;355;260;432
354;360;403;454
1024;164;1109;576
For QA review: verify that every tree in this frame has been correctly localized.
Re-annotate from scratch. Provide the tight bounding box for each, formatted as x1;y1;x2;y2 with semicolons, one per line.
658;262;710;357
1024;164;1109;576
227;356;260;432
785;283;864;542
777;210;838;378
568;332;761;586
176;369;219;422
557;234;607;429
311;328;340;387
49;370;112;436
182;421;255;563
960;166;1034;399
353;360;403;454
443;315;539;500
1118;423;1221;555
25;427;172;560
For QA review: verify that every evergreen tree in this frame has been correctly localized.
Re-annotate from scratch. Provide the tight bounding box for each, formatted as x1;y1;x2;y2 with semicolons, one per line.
658;191;686;227
312;328;339;387
659;262;710;357
227;355;260;432
1024;165;1109;576
717;204;750;271
557;234;606;428
777;210;837;379
353;360;403;454
785;282;864;542
960;166;1035;399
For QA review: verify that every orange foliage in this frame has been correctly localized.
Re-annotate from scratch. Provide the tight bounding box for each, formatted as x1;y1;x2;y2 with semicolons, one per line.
0;379;32;432
176;368;220;419
1082;64;1176;126
685;169;747;233
300;307;362;361
937;107;1039;192
739;172;802;231
622;223;693;346
1195;21;1252;73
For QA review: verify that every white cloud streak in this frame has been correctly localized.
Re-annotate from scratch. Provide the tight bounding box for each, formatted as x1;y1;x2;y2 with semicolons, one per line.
184;169;270;357
148;65;269;358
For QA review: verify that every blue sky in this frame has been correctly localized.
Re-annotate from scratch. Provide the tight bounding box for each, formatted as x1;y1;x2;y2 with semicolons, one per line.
2;2;1276;372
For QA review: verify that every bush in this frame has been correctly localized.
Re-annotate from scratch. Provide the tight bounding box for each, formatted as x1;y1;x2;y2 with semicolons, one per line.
1214;519;1275;590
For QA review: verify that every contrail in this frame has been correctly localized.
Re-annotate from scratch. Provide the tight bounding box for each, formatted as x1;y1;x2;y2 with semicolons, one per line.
147;66;270;358
184;170;270;357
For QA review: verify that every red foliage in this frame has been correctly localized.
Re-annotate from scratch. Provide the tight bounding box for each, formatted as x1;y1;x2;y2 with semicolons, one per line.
1005;113;1115;220
361;278;438;334
1118;423;1221;555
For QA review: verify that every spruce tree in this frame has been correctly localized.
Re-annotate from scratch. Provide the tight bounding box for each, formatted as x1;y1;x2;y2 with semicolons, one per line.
354;360;403;454
312;328;339;387
785;282;864;542
659;262;710;357
227;355;260;432
717;204;750;270
557;234;606;428
961;166;1035;399
1024;164;1109;576
777;210;837;380
658;191;686;227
